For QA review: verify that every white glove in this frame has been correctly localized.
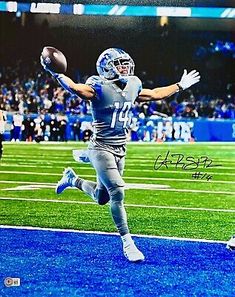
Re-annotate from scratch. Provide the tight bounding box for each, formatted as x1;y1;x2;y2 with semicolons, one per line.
178;69;200;90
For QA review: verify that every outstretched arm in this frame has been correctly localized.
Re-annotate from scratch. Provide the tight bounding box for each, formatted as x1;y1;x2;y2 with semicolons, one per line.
137;69;200;102
40;56;95;100
53;74;95;100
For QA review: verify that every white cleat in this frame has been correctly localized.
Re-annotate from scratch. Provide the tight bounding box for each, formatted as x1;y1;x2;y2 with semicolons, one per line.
55;167;77;194
226;235;235;251
123;243;145;262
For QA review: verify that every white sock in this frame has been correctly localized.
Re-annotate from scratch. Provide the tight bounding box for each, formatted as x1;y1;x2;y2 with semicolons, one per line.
121;233;134;247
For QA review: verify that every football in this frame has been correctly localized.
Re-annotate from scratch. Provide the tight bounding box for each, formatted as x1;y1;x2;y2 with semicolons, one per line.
41;46;67;73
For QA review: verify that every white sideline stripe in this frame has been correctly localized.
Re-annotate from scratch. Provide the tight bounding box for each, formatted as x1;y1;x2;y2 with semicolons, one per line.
0;225;227;244
0;197;234;213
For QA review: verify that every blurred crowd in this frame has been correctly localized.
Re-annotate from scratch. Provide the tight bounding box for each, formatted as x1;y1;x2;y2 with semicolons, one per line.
0;62;91;116
1;62;234;119
0;61;234;142
8;112;93;143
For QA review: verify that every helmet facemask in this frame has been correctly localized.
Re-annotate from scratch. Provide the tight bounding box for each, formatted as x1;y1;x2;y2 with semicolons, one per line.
113;57;135;78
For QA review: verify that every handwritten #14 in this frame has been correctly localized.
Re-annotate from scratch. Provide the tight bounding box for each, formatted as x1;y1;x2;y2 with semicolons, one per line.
154;151;222;171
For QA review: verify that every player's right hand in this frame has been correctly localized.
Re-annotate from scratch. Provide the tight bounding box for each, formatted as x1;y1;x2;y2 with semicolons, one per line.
40;55;59;78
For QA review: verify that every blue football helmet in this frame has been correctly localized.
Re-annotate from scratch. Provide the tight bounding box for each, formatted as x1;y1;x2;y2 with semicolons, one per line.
96;48;135;82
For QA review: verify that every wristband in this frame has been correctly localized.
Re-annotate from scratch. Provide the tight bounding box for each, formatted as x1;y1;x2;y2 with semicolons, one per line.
176;83;183;92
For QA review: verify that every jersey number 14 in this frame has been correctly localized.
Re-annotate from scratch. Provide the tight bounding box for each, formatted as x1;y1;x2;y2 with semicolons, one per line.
110;102;132;129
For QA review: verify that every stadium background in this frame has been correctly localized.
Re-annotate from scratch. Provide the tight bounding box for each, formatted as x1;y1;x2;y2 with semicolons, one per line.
0;1;235;297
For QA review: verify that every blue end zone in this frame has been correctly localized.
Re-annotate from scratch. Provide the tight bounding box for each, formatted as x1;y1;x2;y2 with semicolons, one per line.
0;228;234;297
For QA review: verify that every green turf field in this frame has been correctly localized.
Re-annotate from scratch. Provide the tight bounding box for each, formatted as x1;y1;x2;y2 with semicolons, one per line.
0;142;234;241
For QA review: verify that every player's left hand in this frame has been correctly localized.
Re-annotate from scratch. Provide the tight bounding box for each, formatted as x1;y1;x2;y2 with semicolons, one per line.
178;69;200;90
40;55;59;78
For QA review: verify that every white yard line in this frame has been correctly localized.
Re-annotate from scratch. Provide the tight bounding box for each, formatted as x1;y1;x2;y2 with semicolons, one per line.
148;170;235;176
3;155;235;165
0;181;56;185
0;181;234;195
0;196;234;212
0;225;227;244
2;157;235;170
1;165;235;183
135;177;235;183
1;171;235;188
1;182;170;191
0;170;60;176
1;163;235;177
152;188;235;195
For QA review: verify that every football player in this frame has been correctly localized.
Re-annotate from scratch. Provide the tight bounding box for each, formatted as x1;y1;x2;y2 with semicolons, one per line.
41;48;200;262
0;110;6;160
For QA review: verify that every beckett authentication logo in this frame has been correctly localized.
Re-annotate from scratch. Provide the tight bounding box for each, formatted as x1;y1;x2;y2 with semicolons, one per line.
4;277;21;287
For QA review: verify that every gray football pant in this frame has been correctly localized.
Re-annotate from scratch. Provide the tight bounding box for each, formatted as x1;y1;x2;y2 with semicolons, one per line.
77;149;129;236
